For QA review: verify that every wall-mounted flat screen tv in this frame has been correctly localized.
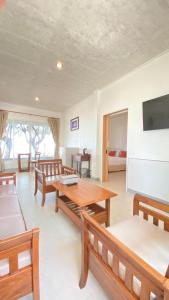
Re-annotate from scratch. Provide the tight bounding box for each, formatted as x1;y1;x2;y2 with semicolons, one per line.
143;94;169;131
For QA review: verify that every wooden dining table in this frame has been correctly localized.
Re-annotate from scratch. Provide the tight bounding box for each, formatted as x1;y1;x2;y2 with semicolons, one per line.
52;180;117;229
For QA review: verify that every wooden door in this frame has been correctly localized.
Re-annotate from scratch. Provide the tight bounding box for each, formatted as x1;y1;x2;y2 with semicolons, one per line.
102;114;109;181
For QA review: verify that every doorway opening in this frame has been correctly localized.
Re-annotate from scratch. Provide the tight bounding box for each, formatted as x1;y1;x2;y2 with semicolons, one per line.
102;110;128;193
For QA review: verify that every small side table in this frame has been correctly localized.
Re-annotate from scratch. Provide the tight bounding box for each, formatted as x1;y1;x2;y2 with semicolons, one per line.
71;153;91;178
18;153;31;172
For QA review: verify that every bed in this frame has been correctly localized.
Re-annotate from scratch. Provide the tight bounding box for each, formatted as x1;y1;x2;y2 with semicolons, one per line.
108;150;127;172
79;194;169;299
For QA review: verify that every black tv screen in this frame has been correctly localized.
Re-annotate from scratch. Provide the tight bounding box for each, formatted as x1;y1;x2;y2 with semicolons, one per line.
143;94;169;131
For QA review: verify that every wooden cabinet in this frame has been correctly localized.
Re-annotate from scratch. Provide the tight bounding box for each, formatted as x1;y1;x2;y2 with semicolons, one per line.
71;153;91;177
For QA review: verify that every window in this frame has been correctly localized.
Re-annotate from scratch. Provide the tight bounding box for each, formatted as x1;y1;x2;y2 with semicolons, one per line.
2;121;55;159
30;124;54;157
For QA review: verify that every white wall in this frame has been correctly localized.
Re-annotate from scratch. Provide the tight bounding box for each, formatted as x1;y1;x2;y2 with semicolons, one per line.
61;92;99;178
62;50;169;201
109;113;128;150
98;51;169;201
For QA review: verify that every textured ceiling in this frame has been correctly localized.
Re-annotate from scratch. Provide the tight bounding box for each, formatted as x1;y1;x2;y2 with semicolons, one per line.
1;0;169;112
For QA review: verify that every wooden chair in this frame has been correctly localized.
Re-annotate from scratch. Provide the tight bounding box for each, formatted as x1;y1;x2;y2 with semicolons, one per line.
18;153;31;172
34;159;76;207
31;152;41;170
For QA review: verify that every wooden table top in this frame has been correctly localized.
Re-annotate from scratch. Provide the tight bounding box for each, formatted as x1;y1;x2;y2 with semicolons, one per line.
52;180;117;207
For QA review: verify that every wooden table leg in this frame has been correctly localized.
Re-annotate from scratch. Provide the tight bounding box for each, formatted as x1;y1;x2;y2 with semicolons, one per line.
55;190;59;212
88;160;91;178
105;198;110;227
79;161;82;178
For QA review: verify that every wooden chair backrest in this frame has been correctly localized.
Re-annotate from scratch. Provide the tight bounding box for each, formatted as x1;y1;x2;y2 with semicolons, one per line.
0;172;16;185
35;152;41;161
37;159;62;177
82;211;167;300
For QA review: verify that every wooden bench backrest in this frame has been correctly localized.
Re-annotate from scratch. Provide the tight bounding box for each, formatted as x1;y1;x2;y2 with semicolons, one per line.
133;194;169;232
35;152;41;160
37;159;62;177
0;172;16;185
81;211;167;300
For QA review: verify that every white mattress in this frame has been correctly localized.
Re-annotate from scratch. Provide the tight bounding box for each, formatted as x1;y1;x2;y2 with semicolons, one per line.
108;156;126;166
90;215;169;298
0;250;31;277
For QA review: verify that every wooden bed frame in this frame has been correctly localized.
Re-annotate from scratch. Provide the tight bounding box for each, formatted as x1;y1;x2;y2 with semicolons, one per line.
0;172;40;299
79;194;169;300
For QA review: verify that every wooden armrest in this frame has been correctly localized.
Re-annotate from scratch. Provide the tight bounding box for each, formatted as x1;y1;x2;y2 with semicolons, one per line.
0;172;16;177
35;168;46;183
35;167;44;175
62;165;76;174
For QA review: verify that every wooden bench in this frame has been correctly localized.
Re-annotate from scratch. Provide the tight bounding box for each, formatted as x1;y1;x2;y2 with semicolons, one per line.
0;172;40;300
34;159;76;207
80;194;169;300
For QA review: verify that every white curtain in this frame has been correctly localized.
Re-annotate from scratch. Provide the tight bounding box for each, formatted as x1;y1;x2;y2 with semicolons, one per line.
0;111;8;171
48;118;60;158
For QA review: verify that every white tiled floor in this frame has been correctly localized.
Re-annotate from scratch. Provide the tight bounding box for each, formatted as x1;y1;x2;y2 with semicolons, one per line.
17;172;134;300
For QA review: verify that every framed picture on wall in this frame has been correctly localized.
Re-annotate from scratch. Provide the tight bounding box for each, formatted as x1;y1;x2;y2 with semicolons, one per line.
70;117;79;131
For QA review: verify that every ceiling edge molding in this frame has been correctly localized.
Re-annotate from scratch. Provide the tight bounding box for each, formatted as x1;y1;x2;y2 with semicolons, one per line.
0;101;61;118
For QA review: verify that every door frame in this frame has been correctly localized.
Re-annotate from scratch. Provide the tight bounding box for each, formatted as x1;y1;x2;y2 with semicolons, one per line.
102;109;128;182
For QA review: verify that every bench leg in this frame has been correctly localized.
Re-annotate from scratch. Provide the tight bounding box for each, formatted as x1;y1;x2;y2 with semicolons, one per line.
34;180;37;196
55;190;59;212
34;187;37;196
105;198;110;227
41;192;46;207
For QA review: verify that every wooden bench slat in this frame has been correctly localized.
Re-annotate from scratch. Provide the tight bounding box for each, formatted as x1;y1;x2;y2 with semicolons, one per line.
153;217;159;226
125;269;133;291
9;254;18;274
102;245;108;264
112;254;119;276
93;237;98;253
140;285;150;300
